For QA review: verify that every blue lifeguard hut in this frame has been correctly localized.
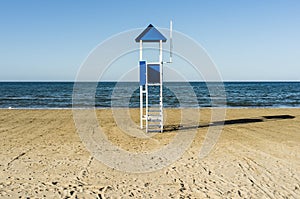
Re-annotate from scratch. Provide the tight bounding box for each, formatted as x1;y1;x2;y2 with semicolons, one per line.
136;23;172;132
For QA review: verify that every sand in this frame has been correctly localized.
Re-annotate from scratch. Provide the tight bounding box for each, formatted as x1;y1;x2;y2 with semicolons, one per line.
0;108;299;198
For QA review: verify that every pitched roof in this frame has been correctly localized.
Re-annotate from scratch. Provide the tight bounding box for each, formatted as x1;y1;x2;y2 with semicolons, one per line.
135;24;167;42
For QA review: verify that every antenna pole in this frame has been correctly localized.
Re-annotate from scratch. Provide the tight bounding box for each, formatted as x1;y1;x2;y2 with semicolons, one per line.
169;20;173;63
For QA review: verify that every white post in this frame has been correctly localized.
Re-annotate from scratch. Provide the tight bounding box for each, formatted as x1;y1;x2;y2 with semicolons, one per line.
139;40;143;61
159;40;163;132
140;40;143;129
140;85;143;129
159;40;163;63
145;64;148;132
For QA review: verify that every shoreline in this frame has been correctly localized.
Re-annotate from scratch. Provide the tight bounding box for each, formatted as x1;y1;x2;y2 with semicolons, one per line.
1;106;300;110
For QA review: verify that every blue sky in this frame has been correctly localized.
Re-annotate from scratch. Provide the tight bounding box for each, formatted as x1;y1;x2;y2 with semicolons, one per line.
0;0;299;81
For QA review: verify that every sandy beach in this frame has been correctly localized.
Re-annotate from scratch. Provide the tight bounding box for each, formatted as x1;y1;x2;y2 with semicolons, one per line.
0;108;299;198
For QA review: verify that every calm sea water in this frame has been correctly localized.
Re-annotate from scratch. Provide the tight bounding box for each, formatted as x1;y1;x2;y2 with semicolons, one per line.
0;82;300;108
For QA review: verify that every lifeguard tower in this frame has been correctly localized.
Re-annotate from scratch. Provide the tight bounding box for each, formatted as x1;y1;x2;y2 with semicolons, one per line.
136;23;172;132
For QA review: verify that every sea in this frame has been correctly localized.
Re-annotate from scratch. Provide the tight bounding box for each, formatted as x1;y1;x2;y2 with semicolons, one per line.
0;82;300;109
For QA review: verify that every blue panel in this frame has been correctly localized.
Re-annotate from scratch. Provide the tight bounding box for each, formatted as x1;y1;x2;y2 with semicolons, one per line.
147;64;160;84
139;61;146;86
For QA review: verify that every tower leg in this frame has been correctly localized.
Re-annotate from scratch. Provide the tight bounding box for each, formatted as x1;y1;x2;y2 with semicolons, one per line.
145;84;148;132
159;40;163;133
140;85;143;129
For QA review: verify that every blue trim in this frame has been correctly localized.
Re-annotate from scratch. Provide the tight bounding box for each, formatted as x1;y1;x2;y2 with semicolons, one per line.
139;61;146;86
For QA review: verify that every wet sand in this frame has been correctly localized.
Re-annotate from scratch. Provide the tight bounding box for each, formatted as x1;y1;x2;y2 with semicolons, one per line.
0;108;299;198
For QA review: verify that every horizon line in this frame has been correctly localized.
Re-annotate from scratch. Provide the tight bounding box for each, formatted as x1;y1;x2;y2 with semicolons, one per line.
0;80;300;83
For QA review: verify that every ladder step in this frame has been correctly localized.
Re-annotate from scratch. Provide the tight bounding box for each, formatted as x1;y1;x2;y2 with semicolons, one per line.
148;120;161;123
148;116;161;120
148;114;161;117
148;115;161;119
149;106;161;108
149;115;161;118
148;109;160;112
147;129;162;133
148;114;161;116
148;119;162;122
148;105;161;108
148;124;161;127
147;83;161;86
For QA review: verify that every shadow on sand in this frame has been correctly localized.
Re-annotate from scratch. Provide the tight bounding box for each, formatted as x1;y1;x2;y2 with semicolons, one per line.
163;115;295;132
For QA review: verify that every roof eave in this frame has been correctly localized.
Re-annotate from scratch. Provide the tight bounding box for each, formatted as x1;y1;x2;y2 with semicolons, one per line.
135;39;167;43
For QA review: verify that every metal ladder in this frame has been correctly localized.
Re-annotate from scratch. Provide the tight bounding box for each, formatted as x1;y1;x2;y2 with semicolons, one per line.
140;83;163;133
147;83;163;133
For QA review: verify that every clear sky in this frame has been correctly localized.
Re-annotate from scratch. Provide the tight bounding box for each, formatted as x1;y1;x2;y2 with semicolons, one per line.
0;0;299;81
